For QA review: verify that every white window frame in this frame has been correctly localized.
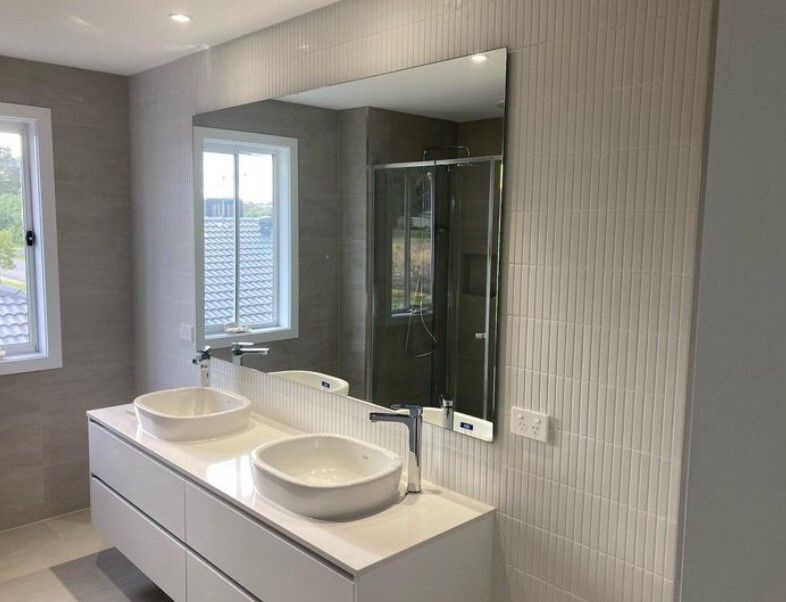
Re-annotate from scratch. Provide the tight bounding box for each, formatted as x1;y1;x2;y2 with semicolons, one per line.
194;126;298;348
0;102;62;375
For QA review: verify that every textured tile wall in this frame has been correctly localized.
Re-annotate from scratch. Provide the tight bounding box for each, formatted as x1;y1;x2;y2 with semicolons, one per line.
0;57;133;530
129;1;714;600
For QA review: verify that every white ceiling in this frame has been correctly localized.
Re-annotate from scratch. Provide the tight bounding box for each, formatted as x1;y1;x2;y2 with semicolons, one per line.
0;0;341;76
281;49;507;123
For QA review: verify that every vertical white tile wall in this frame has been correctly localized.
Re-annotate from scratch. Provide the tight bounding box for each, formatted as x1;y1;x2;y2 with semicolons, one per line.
130;1;714;601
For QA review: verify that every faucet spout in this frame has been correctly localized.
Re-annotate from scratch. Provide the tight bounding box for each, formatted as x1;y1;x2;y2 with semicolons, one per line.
192;346;211;387
369;405;423;494
231;342;270;366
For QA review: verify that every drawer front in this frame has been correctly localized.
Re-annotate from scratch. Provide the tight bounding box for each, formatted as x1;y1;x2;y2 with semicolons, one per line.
88;421;185;537
91;478;187;602
185;483;354;602
187;553;259;602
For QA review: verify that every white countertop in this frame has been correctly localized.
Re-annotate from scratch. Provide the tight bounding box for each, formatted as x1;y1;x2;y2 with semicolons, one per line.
87;405;494;576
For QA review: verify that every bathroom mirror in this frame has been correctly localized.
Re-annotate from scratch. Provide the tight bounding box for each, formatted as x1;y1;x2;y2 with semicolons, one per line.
193;49;507;441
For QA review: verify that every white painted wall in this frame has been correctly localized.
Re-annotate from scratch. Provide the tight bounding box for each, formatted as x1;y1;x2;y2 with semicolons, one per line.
130;1;715;600
680;0;786;600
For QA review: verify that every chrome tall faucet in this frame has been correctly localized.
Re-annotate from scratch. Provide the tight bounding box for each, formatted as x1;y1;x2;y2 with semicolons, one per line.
231;341;270;366
192;346;211;386
369;405;423;494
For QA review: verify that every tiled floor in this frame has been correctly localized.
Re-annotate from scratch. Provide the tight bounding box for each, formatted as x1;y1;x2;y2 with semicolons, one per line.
0;510;170;601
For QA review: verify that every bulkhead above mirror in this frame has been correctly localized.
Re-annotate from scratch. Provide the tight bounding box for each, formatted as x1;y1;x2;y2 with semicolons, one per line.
193;49;508;442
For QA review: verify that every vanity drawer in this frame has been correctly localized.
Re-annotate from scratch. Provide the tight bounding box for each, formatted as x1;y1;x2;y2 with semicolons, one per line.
91;478;187;602
184;482;354;602
88;421;185;537
187;553;259;602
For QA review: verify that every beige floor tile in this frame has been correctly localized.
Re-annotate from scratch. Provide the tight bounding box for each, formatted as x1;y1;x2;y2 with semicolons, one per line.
46;510;95;537
0;569;78;602
0;511;170;601
0;521;55;561
0;509;109;581
35;511;110;569
0;550;49;583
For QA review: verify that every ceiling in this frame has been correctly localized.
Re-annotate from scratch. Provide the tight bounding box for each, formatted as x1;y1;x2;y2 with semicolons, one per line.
0;0;341;76
281;49;507;123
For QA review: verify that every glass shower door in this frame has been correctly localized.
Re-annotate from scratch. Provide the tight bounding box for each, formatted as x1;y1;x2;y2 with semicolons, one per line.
370;165;437;406
369;158;502;421
445;160;502;420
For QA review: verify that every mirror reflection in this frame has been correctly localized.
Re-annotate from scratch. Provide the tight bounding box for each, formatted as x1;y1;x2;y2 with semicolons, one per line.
194;49;507;441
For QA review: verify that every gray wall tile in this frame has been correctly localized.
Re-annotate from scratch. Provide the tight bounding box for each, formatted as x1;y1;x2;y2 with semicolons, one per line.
0;467;46;528
0;58;132;530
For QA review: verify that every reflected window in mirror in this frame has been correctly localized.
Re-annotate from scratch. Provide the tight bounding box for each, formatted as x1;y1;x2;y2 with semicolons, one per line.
194;127;298;347
390;170;433;317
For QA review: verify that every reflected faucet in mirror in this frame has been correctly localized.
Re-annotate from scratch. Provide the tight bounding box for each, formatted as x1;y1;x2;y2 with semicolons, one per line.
192;346;212;386
231;342;270;367
440;393;455;430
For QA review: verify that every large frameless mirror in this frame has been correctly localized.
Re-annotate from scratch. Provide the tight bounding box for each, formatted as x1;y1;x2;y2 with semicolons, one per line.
193;48;507;441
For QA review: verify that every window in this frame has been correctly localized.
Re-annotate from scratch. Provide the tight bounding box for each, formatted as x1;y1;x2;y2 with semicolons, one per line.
194;127;298;347
389;169;433;316
0;102;62;375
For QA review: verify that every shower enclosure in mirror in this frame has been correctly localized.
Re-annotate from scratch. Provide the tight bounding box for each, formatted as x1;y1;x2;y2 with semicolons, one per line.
193;49;507;441
371;158;502;426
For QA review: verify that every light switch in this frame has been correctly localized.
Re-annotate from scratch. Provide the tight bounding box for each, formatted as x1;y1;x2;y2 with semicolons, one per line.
510;407;549;443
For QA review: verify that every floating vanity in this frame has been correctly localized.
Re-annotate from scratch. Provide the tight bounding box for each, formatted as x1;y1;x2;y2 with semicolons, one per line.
87;404;494;602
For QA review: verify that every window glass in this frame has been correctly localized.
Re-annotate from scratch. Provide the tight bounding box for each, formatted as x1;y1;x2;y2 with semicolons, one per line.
0;127;32;350
202;151;236;330
408;179;432;311
389;174;407;313
389;169;433;315
237;152;275;327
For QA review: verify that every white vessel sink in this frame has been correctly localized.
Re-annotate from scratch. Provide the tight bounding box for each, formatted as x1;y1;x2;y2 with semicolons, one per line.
251;434;402;520
268;370;350;395
134;387;251;442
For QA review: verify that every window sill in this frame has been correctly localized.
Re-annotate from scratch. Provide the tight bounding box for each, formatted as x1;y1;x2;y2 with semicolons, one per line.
203;325;298;349
0;351;62;376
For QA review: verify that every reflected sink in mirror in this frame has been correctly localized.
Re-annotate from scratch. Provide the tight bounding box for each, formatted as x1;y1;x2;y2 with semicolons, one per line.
268;370;349;395
251;434;403;520
134;387;251;442
397;406;493;442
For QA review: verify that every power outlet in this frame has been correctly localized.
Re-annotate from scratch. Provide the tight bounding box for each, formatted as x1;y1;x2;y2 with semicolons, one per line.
510;407;550;443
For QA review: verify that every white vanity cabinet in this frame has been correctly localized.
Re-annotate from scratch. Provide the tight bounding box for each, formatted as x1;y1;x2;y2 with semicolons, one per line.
87;410;494;602
184;482;354;602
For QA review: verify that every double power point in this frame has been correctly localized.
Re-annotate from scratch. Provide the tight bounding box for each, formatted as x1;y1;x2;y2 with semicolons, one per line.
510;407;550;443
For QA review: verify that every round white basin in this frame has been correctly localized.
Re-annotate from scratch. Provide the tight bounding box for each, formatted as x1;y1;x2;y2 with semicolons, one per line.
251;434;402;520
134;387;251;442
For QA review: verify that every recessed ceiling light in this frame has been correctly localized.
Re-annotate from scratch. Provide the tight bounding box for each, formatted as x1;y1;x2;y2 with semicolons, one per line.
168;13;192;24
471;54;488;63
